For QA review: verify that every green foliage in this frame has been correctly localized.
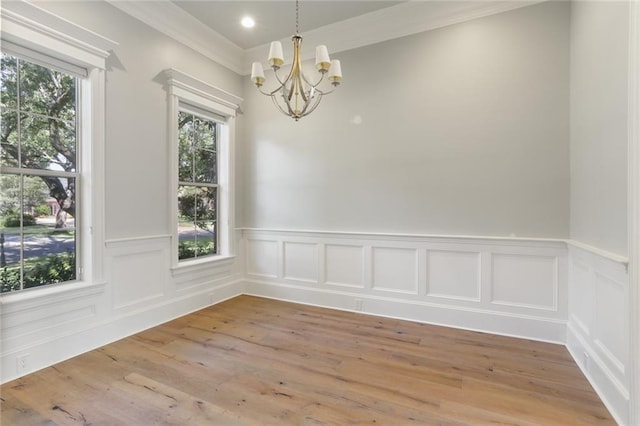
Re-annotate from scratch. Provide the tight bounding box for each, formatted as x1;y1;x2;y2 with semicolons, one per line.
178;112;217;183
24;251;75;287
0;267;20;293
0;251;75;293
1;52;77;219
1;207;37;227
33;205;50;217
178;239;215;260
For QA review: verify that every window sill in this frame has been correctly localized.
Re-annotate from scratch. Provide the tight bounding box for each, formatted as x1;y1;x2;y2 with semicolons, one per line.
0;280;107;313
171;254;236;278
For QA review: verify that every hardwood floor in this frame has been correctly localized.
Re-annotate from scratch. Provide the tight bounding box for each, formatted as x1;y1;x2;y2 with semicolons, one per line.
1;295;614;425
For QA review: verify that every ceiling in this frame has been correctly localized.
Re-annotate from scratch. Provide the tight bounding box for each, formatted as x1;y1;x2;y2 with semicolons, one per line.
107;0;544;75
172;1;403;50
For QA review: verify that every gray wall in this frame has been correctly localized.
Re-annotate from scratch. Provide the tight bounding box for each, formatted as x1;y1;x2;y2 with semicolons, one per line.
33;1;245;240
570;1;629;256
241;1;570;238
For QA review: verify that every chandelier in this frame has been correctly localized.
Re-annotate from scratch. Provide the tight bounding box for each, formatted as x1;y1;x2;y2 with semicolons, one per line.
250;0;342;121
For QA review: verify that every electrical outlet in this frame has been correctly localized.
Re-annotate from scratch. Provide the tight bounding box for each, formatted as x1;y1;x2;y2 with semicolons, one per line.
16;354;29;374
354;298;363;311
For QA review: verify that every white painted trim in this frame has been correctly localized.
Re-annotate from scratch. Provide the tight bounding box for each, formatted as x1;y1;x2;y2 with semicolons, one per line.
1;279;244;384
106;0;243;74
104;0;542;76
163;69;243;117
0;281;106;314
164;70;241;272
239;227;567;248
627;1;640;424
244;1;544;74
567;240;630;266
241;228;568;345
0;1;111;294
105;234;172;248
244;279;567;344
567;323;629;426
1;0;117;70
567;243;631;424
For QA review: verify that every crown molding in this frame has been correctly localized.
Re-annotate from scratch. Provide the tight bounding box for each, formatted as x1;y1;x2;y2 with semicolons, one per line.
244;0;544;75
109;0;545;76
1;0;118;69
106;0;244;74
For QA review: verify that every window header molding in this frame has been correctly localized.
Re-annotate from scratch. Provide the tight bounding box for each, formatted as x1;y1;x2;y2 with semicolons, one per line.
1;0;117;70
164;68;243;118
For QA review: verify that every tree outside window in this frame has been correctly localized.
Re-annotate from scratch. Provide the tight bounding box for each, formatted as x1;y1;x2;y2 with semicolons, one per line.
177;111;218;261
0;53;78;293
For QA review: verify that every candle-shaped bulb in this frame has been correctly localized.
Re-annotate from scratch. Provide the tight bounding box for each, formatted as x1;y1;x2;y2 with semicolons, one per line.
251;62;265;86
268;41;284;67
315;45;331;72
328;59;342;84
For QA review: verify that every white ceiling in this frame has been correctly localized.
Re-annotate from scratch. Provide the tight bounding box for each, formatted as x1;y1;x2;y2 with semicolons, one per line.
172;1;403;50
107;0;544;75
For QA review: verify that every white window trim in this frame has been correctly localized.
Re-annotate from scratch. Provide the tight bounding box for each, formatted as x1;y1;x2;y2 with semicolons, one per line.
164;68;242;274
0;1;117;303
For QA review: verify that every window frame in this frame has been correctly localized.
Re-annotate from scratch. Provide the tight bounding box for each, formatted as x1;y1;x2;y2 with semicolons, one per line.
1;51;82;292
164;68;242;273
177;108;220;261
0;1;117;300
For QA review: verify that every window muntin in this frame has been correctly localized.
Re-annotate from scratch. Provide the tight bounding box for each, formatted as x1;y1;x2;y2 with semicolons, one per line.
177;111;218;261
0;52;79;293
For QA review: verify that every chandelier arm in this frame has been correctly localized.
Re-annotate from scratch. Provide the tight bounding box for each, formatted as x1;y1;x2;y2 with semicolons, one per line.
272;66;292;88
257;86;282;97
295;73;309;103
271;93;294;117
299;93;324;118
301;70;326;88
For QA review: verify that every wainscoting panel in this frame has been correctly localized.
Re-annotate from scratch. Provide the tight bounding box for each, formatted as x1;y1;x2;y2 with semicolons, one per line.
567;243;630;425
372;247;418;294
111;248;167;312
283;242;318;283
241;229;568;343
324;244;364;288
426;250;481;301
491;254;558;310
246;239;278;278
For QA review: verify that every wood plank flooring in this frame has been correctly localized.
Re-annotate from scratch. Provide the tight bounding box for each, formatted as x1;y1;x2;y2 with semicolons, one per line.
1;295;614;425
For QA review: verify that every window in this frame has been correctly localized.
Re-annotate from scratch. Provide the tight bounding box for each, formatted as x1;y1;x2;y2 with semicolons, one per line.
0;1;116;296
0;52;79;293
177;110;219;261
165;69;241;269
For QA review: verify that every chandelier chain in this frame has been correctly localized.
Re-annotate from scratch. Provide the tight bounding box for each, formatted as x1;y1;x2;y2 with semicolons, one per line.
295;0;299;35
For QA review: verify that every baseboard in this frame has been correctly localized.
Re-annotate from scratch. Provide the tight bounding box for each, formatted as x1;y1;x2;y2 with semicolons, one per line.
1;278;244;384
243;279;566;344
567;243;631;425
566;322;630;425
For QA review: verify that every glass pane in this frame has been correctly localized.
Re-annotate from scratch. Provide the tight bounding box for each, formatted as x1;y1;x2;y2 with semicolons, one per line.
1;54;18;109
0;110;19;167
178;112;193;182
21;114;76;172
0;174;22;293
19;59;76;121
22;175;76;288
194;149;216;184
178;185;216;260
197;220;216;257
193;118;216;184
